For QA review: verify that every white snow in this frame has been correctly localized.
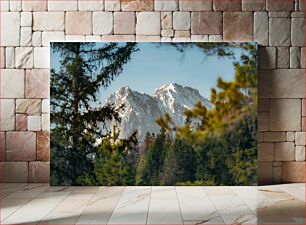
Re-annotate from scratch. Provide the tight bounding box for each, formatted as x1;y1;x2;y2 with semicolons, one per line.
104;83;212;141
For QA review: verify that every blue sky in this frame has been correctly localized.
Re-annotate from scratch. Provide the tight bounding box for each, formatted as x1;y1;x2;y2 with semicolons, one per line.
51;43;245;102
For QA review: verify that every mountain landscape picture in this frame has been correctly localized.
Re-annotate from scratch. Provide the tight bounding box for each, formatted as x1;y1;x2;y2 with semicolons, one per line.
50;42;258;186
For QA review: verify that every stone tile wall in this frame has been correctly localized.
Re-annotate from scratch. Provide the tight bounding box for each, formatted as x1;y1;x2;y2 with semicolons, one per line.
0;0;305;184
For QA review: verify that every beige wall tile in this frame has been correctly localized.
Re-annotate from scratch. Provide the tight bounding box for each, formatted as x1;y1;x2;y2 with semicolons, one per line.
179;0;212;11
259;69;304;98
295;132;305;146
136;12;160;35
223;12;253;42
78;0;104;11
0;162;28;182
0;99;15;131
258;143;274;161
33;12;65;31
22;0;47;11
121;0;153;11
27;115;41;131
270;99;301;132
15;47;33;68
155;0;178;11
1;12;20;46
48;0;77;11
264;132;286;142
275;142;295;161
16;99;41;115
34;47;50;68
105;0;120;11
0;69;24;98
0;132;5;161
66;12;92;35
295;146;305;161
213;0;241;11
29;161;50;183
16;114;27;131
21;12;32;27
37;131;50;161
6;132;36;161
266;0;294;11
93;12;113;35
173;12;190;31
282;162;305;182
191;12;222;35
25;69;50;99
269;18;291;46
242;0;265;11
258;162;273;185
41;114;50;131
114;12;135;35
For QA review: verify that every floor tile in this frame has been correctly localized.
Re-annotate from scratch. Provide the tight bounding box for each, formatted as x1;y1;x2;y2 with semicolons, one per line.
0;183;305;225
108;186;150;224
276;184;305;202
39;190;95;224
5;183;49;199
2;198;63;224
0;198;32;222
76;186;124;224
147;187;183;224
176;187;217;221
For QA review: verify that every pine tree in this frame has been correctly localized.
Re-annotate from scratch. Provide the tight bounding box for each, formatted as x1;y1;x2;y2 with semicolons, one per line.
137;129;168;185
50;43;137;185
93;128;138;186
161;139;196;185
156;43;258;185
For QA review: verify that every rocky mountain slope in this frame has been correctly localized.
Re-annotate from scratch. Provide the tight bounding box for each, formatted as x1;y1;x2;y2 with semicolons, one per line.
105;83;212;141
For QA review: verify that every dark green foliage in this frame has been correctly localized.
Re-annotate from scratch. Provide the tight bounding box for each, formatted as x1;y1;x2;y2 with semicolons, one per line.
93;129;138;186
194;113;257;185
136;111;257;186
150;42;257;186
161;139;196;185
51;42;257;186
51;43;137;185
136;130;168;185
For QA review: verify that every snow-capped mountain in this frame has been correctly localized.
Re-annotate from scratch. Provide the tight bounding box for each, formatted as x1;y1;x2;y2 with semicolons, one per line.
105;83;212;141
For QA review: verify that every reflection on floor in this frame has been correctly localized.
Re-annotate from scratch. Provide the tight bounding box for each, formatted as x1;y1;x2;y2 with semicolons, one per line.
0;183;305;224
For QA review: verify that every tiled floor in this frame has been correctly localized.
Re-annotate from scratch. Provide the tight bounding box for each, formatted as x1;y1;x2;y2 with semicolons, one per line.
0;183;305;224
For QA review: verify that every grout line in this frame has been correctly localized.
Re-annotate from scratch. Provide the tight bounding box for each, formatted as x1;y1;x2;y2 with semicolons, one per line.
37;185;74;223
75;186;99;224
1;183;50;223
230;186;261;219
0;185;32;222
174;186;184;225
202;186;227;225
106;186;126;225
145;186;152;225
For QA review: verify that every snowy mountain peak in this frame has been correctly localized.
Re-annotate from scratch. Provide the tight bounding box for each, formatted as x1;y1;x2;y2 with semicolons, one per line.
116;86;132;97
105;84;212;141
155;83;180;92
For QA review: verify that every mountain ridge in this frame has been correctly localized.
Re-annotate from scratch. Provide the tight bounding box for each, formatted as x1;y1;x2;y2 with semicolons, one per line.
105;83;212;141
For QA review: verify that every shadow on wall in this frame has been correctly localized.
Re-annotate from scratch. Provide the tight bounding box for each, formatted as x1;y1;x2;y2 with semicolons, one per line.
257;46;305;185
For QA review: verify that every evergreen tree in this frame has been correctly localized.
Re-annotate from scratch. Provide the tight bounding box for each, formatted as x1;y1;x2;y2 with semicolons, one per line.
92;128;138;186
50;43;137;185
161;139;196;185
135;132;152;185
137;129;168;185
156;43;257;185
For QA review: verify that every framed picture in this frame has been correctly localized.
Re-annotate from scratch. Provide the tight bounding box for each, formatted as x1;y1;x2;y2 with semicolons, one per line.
50;42;257;186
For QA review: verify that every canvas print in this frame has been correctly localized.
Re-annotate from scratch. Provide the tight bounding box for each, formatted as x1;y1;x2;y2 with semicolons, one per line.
50;42;257;186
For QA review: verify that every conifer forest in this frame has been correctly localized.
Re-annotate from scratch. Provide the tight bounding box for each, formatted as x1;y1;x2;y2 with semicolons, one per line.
50;42;257;186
